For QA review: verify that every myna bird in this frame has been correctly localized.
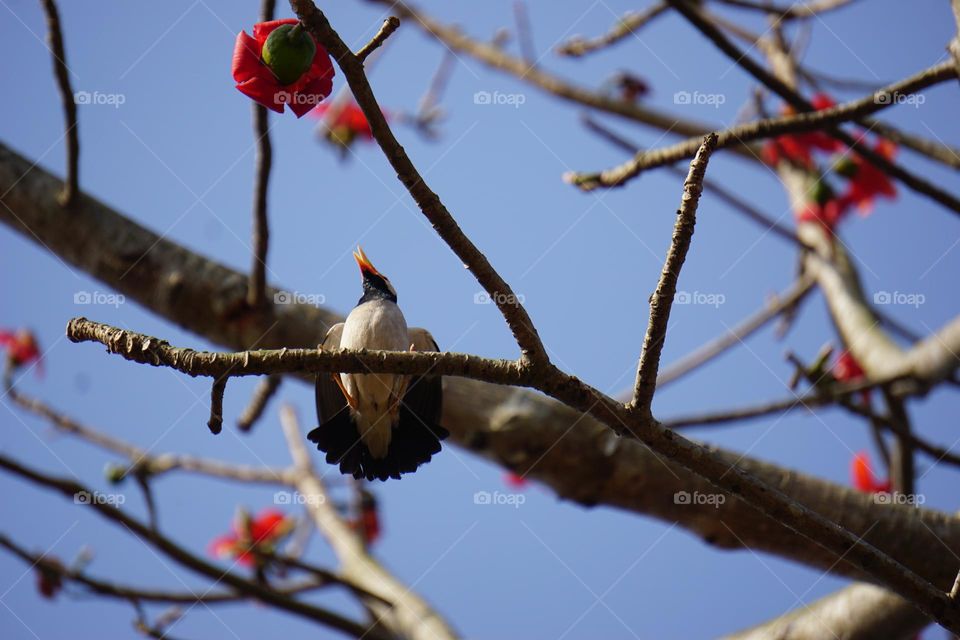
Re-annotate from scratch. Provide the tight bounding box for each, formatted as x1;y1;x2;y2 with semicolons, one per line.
309;247;448;481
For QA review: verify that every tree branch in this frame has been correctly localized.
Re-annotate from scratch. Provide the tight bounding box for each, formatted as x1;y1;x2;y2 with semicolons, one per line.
356;16;400;62
567;61;957;190
555;3;668;57
629;134;717;412
38;0;79;208
291;0;548;366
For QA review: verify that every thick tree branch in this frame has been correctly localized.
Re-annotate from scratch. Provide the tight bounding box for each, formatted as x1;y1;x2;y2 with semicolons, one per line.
723;583;928;640
6;141;960;620
630;134;717;411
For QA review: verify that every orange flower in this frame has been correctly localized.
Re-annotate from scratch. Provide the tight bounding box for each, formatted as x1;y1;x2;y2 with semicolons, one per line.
850;451;891;494
209;508;295;567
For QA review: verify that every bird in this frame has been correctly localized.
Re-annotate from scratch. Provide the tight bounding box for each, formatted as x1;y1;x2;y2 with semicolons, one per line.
308;246;448;481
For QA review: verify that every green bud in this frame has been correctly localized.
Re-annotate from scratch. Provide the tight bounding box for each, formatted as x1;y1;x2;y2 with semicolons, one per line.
261;24;316;86
809;175;835;205
833;156;858;179
104;463;127;484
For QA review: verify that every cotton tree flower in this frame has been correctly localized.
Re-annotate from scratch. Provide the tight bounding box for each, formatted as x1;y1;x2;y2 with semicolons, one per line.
233;19;335;117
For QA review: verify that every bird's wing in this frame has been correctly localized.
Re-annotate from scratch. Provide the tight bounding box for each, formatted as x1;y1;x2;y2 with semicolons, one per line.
402;327;444;426
314;323;347;423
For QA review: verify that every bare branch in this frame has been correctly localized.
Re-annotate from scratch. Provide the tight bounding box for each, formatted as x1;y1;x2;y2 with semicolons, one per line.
556;3;668;57
247;0;275;309
0;454;387;639
237;375;282;432
629;134;718;412
664;0;960;215
38;0;79;208
567;61;957;190
279;406;459;640
356;16;400;62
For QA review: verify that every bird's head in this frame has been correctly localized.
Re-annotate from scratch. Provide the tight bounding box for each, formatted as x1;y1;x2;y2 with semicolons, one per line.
353;246;397;303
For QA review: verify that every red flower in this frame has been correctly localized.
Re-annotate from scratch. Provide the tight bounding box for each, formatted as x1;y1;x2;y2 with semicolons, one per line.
850;451;891;494
209;508;295;567
795;197;849;231
833;349;870;402
35;559;65;599
504;472;528;489
350;489;381;545
838;139;898;215
0;328;42;374
762;94;843;169
233;19;335;117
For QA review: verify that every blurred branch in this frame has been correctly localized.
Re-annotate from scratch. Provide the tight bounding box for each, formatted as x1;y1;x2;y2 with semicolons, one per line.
237;375;282;432
555;3;668;57
0;453;387;639
0;532;328;604
512;2;536;64
567;61;957;190
7;386;291;484
279;406;460;640
723;582;928;640
656;275;815;388
39;0;79;208
712;0;860;20
664;0;960;215
581;114;806;248
629;134;718;412
363;0;758;159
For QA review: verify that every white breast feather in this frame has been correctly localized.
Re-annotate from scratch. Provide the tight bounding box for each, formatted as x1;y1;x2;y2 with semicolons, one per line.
338;300;409;458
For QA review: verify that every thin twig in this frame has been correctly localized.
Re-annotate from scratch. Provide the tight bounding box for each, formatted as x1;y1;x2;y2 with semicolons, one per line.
39;0;79;208
356;16;401;63
884;391;915;496
237;375;282;432
512;2;536;65
657;276;815;388
581;115;806;249
555;3;668;57
629;134;718;413
207;376;227;434
247;0;276;309
713;0;859;19
0;532;327;604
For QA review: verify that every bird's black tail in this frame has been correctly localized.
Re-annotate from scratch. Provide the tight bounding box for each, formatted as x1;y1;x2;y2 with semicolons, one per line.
307;406;449;482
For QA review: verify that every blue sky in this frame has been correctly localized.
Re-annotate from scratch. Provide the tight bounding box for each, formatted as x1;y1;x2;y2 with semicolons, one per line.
1;1;959;638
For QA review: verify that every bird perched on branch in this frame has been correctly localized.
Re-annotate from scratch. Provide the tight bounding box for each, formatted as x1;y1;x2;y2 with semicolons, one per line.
309;247;448;481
